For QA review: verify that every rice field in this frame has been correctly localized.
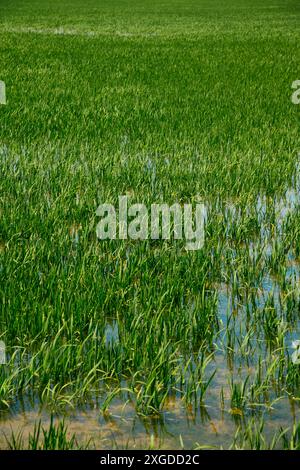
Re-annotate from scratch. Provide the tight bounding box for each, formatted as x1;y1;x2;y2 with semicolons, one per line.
1;0;300;450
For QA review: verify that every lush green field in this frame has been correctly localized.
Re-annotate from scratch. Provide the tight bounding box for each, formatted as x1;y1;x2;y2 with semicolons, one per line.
1;0;300;449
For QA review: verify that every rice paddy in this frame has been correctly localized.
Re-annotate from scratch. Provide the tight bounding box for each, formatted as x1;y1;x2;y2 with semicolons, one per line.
1;0;300;450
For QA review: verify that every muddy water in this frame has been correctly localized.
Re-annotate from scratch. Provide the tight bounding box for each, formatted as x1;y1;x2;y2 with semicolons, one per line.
0;390;299;449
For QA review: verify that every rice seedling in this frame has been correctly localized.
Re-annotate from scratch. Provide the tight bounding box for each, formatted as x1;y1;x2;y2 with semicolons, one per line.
4;416;89;450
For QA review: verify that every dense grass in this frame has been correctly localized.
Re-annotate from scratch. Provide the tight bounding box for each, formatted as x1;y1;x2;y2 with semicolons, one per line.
0;0;300;449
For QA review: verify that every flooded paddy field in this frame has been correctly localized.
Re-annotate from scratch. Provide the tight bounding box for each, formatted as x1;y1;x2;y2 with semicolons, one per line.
1;0;300;450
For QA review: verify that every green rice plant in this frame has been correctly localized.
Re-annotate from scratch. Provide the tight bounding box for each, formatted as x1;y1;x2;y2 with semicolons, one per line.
4;416;89;450
281;423;300;450
230;376;250;413
230;419;285;450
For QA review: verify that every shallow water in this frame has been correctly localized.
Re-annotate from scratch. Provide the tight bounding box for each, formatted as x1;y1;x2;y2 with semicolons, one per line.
0;382;299;449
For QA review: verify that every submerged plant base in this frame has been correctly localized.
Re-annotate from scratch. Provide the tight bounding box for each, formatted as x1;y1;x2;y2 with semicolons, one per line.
0;394;299;450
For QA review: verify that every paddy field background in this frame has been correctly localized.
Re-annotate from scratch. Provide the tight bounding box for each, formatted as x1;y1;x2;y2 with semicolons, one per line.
1;0;300;449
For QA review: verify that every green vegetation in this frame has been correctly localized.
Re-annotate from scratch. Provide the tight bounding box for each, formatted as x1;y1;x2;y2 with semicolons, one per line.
5;416;88;450
0;0;300;449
